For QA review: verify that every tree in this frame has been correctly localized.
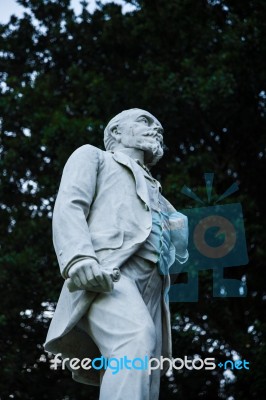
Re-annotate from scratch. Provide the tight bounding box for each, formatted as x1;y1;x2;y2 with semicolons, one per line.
0;0;265;398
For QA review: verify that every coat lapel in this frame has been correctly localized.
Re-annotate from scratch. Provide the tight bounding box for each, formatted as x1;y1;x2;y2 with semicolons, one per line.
112;151;150;207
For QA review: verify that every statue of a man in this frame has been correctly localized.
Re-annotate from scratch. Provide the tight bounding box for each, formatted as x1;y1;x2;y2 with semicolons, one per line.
44;108;189;400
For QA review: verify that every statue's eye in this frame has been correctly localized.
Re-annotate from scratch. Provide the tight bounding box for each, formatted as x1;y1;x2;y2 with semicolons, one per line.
139;117;149;124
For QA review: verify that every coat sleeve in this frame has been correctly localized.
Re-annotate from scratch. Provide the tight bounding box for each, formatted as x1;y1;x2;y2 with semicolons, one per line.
52;145;100;278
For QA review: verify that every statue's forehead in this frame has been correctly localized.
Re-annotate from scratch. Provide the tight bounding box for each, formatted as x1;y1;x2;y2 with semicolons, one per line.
121;109;162;126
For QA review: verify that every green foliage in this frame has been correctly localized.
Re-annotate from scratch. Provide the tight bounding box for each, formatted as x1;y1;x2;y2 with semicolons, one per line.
0;0;265;398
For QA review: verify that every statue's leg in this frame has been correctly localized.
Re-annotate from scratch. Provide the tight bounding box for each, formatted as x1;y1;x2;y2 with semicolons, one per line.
78;257;163;400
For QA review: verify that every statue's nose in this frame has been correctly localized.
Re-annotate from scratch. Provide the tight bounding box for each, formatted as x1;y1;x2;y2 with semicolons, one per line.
154;125;164;135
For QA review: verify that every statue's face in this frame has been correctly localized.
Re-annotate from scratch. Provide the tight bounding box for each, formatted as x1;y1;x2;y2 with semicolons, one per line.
114;109;164;165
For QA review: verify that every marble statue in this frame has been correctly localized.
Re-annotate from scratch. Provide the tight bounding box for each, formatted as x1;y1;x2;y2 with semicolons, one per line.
44;108;189;400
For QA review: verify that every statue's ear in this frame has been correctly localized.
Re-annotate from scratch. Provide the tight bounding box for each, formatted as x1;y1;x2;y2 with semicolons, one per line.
110;125;121;142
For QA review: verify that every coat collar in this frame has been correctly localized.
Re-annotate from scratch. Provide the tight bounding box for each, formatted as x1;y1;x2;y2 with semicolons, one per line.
111;150;151;207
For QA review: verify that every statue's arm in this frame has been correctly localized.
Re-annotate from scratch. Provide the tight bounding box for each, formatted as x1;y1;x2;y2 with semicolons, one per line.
164;198;189;264
169;211;189;264
52;144;100;279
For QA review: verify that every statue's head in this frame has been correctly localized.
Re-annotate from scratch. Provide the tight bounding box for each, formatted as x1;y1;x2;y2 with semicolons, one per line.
104;108;164;167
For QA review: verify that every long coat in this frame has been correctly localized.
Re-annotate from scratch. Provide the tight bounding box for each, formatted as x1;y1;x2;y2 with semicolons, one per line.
44;145;188;385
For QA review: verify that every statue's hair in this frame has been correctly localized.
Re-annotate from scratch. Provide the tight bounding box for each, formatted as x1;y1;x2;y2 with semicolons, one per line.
103;108;140;151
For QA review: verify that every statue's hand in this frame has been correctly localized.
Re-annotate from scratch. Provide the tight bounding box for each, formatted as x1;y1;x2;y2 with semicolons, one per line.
68;259;113;292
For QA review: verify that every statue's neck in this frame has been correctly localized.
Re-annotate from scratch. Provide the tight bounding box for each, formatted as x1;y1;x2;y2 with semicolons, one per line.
115;147;145;165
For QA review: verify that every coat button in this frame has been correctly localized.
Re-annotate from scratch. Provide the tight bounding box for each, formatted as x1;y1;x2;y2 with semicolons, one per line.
112;268;121;282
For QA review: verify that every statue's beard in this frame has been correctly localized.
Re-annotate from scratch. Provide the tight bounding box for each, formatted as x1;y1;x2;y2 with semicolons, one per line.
120;129;164;167
142;139;164;167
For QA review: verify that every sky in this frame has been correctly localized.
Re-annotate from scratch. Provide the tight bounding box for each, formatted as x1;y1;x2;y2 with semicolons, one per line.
0;0;135;23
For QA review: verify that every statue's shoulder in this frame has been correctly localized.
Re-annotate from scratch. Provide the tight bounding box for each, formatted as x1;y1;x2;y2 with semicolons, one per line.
67;144;108;163
71;144;102;157
62;145;107;174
